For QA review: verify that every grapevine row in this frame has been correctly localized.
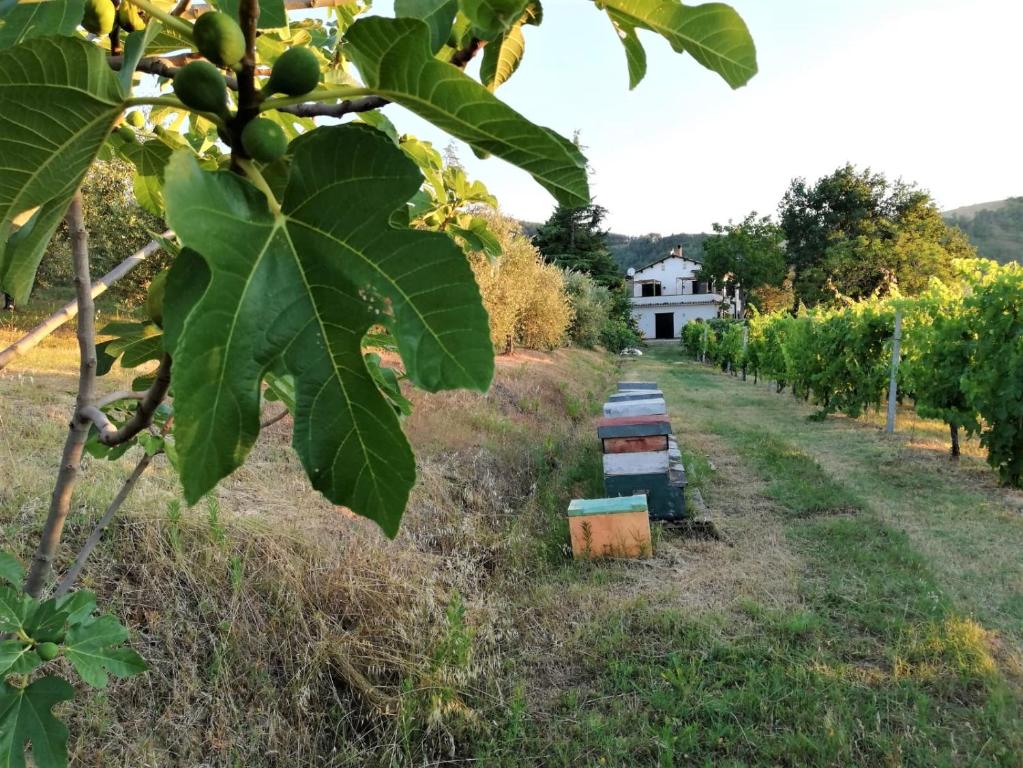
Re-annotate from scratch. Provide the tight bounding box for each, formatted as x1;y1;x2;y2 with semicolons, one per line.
681;258;1023;486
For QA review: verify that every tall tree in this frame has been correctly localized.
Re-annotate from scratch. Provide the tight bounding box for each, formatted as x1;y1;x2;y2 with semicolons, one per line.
779;164;974;305
532;203;622;287
699;211;786;313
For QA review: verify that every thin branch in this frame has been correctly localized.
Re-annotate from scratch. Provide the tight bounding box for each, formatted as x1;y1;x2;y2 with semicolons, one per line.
96;390;146;408
109;54;258;88
24;192;96;598
78;405;115;437
170;0;191;15
450;37;485;68
261;409;289;428
91;354;173;446
178;0;350;18
277;95;389;119
54;451;156;597
0;234;168;372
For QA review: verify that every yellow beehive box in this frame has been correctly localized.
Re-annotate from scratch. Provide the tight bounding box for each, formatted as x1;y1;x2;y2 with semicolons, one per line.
567;494;651;559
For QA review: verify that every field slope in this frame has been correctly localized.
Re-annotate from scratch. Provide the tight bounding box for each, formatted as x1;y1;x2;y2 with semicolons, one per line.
1;319;1021;765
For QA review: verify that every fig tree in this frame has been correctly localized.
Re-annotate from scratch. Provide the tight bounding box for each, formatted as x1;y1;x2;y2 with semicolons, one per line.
36;642;60;661
173;61;228;116
241;118;288;163
147;269;169;328
192;11;246;69
81;0;116;35
116;2;145;32
265;47;320;96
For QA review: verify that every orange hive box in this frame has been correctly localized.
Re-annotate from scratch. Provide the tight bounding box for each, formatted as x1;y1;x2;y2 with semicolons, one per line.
602;435;670;454
567;495;651;559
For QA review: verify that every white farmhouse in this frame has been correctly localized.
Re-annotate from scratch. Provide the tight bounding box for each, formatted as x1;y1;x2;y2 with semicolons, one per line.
627;246;742;340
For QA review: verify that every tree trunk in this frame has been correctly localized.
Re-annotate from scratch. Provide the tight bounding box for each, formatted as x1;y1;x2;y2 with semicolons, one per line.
24;193;96;597
950;423;960;460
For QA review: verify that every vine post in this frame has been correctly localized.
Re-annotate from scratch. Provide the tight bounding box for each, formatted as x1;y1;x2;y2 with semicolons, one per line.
885;308;902;434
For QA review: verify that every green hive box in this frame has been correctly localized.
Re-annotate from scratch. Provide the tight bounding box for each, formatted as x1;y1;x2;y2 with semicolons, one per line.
618;381;658;391
604;472;686;521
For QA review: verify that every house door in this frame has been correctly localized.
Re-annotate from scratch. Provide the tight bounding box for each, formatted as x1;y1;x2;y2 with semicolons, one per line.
654;312;674;339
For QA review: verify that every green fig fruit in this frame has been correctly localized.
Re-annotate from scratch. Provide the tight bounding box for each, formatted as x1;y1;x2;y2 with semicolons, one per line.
192;11;246;69
265;47;320;97
125;110;146;128
241;118;288;163
81;0;116;35
147;269;169;328
173;61;228;115
116;2;145;32
36;642;60;661
115;124;138;143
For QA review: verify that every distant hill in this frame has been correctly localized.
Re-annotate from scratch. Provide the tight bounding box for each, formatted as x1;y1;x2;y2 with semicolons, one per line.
943;197;1023;264
605;232;709;272
520;220;710;274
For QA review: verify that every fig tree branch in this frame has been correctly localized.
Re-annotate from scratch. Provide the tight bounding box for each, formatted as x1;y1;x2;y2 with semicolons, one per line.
177;0;352;18
24;192;97;598
0;234;169;372
229;0;261;168
275;95;390;118
81;355;172;446
126;0;193;35
450;37;485;68
261;409;289;428
96;390;147;408
54;450;157;597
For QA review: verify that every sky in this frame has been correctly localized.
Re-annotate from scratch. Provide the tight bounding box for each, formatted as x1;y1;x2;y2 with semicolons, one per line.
377;0;1023;235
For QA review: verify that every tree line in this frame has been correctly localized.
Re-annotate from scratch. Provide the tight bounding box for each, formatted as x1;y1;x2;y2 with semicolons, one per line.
693;164;978;312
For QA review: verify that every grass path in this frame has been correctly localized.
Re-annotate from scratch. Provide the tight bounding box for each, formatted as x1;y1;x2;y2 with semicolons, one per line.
637;347;1023;652
483;346;1023;766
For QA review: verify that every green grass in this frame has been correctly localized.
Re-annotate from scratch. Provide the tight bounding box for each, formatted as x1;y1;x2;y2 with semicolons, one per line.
729;429;863;516
478;346;1023;766
648;346;1023;648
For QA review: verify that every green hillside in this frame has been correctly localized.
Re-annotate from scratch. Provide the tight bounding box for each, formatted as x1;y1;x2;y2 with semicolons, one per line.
605;232;709;271
520;220;708;274
944;197;1023;264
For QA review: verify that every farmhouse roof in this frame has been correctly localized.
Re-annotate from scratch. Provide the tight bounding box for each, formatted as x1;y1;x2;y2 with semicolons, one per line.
632;250;702;273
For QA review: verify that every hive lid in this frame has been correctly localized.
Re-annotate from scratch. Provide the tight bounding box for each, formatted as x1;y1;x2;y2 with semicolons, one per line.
597;414;672;438
603;399;667;418
567;494;648;517
608;391;664;402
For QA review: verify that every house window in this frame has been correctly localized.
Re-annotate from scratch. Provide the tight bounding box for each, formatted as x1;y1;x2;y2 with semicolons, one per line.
641;283;661;297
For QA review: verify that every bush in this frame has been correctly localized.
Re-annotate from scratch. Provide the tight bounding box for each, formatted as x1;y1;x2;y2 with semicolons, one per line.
467;211;573;353
599;318;639;354
35;158;169;307
562;269;611;348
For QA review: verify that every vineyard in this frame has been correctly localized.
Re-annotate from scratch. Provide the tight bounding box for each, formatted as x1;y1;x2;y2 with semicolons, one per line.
682;258;1023;486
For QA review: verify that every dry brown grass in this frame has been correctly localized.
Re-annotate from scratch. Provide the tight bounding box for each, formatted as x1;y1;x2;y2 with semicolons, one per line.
1;330;616;766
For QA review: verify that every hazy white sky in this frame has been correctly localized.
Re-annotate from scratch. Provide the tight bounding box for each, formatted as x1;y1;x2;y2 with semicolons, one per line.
380;0;1023;235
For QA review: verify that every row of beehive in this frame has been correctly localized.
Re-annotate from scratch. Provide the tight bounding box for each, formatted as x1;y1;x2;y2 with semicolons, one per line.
567;381;688;558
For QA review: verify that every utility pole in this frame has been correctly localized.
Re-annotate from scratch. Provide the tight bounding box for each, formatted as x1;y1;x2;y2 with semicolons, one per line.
885;309;903;434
